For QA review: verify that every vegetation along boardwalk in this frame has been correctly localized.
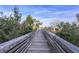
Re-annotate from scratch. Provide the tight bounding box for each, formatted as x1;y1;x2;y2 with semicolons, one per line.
0;30;79;53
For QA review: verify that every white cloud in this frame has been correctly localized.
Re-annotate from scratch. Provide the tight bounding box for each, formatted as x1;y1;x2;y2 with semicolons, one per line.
0;6;79;27
33;9;79;26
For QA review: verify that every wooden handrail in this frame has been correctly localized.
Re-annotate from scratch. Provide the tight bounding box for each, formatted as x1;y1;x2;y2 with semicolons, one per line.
0;32;32;53
0;30;79;53
47;31;79;53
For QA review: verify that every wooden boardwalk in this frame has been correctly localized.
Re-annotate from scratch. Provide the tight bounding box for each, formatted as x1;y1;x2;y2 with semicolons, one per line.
27;30;51;53
0;30;79;53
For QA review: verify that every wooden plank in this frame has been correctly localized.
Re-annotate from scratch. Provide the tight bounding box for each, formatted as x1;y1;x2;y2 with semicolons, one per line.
48;31;79;53
0;32;32;53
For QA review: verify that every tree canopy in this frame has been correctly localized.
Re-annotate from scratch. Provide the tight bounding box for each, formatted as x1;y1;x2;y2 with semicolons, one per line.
0;6;42;43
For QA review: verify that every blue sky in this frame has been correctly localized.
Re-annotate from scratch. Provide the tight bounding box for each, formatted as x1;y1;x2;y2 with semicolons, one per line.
0;5;79;26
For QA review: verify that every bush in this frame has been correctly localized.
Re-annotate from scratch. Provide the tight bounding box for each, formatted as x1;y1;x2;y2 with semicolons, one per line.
0;7;34;43
56;22;79;47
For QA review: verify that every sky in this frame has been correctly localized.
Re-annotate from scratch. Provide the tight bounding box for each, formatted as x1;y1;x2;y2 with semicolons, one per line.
0;5;79;26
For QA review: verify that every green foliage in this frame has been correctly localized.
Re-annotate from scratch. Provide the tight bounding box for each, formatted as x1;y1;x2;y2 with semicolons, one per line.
33;19;42;30
22;15;34;33
0;7;39;43
56;21;79;47
25;15;34;26
0;16;21;42
13;6;21;21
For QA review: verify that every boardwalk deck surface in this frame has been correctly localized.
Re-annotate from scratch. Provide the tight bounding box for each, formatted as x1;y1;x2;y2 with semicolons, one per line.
27;30;51;53
0;30;79;53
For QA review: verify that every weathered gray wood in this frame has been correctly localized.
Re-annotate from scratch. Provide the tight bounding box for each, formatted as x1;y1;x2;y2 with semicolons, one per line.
42;30;65;53
7;39;27;53
0;32;32;53
0;30;79;53
47;31;79;53
15;37;32;53
27;30;51;53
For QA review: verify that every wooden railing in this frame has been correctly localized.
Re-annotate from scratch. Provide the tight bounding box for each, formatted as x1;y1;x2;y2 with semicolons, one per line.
0;30;79;53
0;32;33;53
43;30;79;53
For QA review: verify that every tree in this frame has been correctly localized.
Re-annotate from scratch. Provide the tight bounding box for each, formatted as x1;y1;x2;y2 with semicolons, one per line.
22;15;34;33
56;21;79;47
0;6;42;43
33;19;42;30
13;6;21;21
0;6;22;42
0;11;3;17
25;15;34;26
76;14;79;22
